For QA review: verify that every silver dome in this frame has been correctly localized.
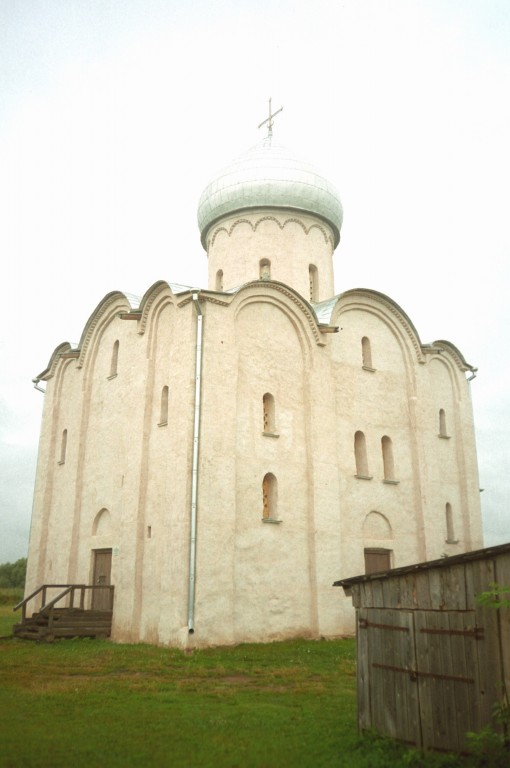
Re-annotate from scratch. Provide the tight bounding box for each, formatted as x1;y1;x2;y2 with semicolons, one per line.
197;137;343;248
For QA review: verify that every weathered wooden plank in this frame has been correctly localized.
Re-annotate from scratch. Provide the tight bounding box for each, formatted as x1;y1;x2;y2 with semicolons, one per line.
427;570;444;610
357;608;371;732
413;610;475;751
470;557;501;728
393;610;419;746
350;585;361;609
349;551;510;754
464;562;476;610
57;631;111;636
360;582;373;609
56;625;112;632
382;577;401;609
368;608;387;735
414;611;438;750
448;611;479;749
494;554;510;731
379;607;398;739
371;581;384;608
52;617;112;624
439;564;467;611
14;605;112;643
414;572;432;610
363;608;419;744
436;611;460;751
398;574;417;610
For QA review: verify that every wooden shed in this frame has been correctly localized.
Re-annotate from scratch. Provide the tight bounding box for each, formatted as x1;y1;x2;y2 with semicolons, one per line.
335;543;510;753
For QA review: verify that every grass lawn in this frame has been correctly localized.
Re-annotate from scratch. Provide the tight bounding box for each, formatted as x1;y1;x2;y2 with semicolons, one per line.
0;601;489;767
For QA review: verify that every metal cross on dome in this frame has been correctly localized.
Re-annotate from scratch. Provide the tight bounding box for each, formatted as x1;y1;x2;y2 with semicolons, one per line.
258;98;283;138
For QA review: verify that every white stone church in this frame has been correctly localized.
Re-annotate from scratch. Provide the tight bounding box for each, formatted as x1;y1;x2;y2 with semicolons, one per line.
25;115;483;647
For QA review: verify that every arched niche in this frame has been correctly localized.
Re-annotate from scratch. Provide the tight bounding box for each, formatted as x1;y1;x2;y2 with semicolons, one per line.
363;511;393;540
92;508;111;536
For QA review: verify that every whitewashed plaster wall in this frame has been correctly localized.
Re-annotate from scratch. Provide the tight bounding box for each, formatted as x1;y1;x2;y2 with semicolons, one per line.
26;274;482;647
206;210;335;301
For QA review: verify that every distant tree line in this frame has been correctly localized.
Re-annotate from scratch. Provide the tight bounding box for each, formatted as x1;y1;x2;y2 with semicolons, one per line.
0;558;27;589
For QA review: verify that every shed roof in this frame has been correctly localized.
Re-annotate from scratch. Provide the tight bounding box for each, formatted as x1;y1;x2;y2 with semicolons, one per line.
333;542;510;588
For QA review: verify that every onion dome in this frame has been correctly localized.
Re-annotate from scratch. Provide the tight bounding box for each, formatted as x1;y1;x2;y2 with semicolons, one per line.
197;136;343;248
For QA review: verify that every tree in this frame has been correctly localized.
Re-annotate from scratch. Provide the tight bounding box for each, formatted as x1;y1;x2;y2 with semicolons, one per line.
0;558;27;589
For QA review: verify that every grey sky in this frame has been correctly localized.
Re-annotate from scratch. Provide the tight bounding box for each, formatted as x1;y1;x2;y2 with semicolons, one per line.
1;0;509;563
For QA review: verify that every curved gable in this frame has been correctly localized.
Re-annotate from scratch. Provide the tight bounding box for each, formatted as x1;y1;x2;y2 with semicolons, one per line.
36;342;74;382
331;288;426;366
138;280;178;336
77;291;132;371
433;340;477;375
230;280;326;352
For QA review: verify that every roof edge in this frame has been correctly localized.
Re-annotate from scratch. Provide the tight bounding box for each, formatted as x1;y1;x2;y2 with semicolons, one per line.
333;542;510;588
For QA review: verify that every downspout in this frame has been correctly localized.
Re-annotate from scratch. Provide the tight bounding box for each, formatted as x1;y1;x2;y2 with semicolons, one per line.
188;292;203;634
32;378;46;393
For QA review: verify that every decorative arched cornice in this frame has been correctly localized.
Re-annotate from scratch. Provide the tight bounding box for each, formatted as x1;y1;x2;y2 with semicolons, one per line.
306;222;333;246
208;212;334;249
209;219;254;248
200;294;231;307
36;342;73;381
432;340;476;374
138;281;175;335
331;289;476;377
332;288;426;364
77;292;130;369
231;280;325;348
176;293;193;308
253;215;304;234
175;290;232;308
208;225;231;248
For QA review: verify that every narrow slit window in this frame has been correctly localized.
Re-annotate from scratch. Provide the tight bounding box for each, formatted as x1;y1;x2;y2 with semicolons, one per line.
109;340;119;378
159;385;169;425
309;264;318;302
355;431;369;477
445;503;457;543
439;409;448;437
260;259;271;280
362;337;373;369
215;269;223;291
263;392;275;433
262;473;278;520
59;429;67;464
381;435;396;481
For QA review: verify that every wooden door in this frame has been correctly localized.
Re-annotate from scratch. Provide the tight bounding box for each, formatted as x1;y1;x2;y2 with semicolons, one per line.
358;608;421;745
92;549;112;610
360;606;483;751
364;548;391;575
414;610;481;752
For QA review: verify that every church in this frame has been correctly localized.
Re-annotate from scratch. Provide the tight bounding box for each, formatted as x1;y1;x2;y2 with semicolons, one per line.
25;108;483;647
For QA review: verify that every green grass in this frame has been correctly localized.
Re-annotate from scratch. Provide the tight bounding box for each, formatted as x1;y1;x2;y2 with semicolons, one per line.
0;632;488;767
0;635;358;767
0;591;22;636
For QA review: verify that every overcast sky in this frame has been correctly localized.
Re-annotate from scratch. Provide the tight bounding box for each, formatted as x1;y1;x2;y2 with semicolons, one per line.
1;0;509;564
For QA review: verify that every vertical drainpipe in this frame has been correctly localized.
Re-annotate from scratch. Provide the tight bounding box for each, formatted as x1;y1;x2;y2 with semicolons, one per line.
188;292;203;634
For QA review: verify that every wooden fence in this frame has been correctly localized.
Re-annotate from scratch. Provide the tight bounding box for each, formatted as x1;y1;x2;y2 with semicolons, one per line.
335;543;510;753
